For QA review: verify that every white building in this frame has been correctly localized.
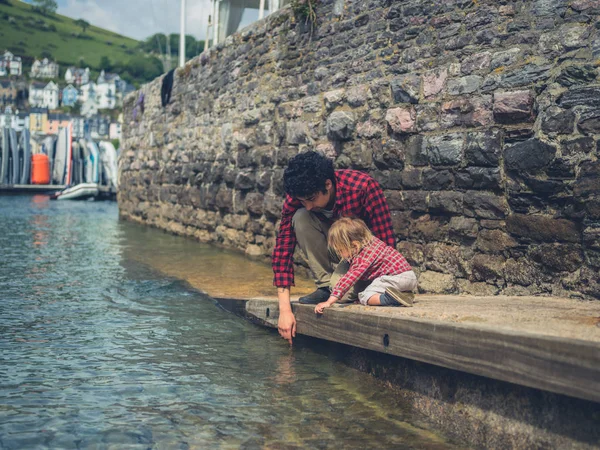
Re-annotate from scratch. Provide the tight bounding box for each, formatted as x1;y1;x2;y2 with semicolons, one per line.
65;67;90;86
29;81;59;109
30;58;60;79
109;122;122;140
0;51;22;76
72;116;86;139
0;107;30;131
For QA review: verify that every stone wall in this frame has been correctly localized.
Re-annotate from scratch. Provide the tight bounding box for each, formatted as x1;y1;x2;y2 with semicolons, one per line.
119;0;600;299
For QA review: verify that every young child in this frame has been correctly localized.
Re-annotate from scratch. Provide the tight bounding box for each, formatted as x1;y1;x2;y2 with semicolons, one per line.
314;217;417;314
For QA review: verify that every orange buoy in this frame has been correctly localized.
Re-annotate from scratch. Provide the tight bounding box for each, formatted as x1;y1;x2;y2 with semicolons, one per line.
31;154;50;185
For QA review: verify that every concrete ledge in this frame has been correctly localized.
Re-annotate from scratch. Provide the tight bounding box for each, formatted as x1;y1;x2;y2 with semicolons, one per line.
215;295;600;404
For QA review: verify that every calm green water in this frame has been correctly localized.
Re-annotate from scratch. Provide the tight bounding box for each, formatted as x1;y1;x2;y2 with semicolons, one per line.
0;195;453;449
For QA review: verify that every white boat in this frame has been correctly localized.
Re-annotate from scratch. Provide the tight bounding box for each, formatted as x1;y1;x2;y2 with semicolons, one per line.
53;182;99;201
98;141;118;189
52;127;68;184
0;128;8;184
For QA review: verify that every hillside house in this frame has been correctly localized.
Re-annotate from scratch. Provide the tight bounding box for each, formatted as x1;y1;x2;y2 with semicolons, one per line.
87;114;110;139
29;81;59;109
0;107;30;131
29;107;48;134
109;121;122;140
65;67;90;86
45;113;71;135
30;58;60;79
62;85;78;107
0;79;17;107
0;51;22;76
72;116;86;139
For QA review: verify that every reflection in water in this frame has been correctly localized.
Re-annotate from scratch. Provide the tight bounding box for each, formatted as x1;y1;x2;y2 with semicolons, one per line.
120;223;316;299
0;196;454;449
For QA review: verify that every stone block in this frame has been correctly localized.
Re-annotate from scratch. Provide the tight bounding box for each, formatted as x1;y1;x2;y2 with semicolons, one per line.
577;111;600;135
562;137;594;156
447;76;483;95
416;104;440;132
391;211;412;239
459;279;501;295
456;167;503;190
471;254;505;281
215;185;233;210
464;193;509;219
465;130;502;167
441;97;493;128
449;217;479;239
404;135;428;166
504;139;556;172
409;214;449;241
574;161;600;197
418;271;457;294
324;89;345;110
559;23;591;49
422;67;448;98
385;106;417;134
461;51;491;74
423;169;454;190
556;65;597;87
285;121;309;144
425;244;468;276
529;244;584;273
476;229;518;253
263;194;282;220
429;192;464;214
426;133;463;166
357;120;384;139
246;192;265;215
490;48;521;70
372;170;403;190
401;169;422;189
506;214;581;243
540;108;575;134
373;139;405;170
326;111;356;141
339;141;374;170
493;90;535;124
558;86;600;108
499;64;552;88
234;170;256;190
396;241;425;266
347;85;371;107
390;74;420;104
504;258;541;286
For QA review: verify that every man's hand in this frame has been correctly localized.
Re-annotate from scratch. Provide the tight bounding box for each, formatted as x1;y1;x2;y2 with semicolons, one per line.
277;287;295;345
278;310;296;345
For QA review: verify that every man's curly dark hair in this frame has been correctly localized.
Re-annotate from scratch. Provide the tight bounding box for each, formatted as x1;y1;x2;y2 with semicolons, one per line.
283;151;335;198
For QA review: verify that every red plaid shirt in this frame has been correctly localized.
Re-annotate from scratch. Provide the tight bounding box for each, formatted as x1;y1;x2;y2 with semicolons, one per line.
272;170;396;288
330;236;412;299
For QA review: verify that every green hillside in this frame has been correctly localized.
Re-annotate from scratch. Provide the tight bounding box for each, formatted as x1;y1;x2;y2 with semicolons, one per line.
0;0;162;85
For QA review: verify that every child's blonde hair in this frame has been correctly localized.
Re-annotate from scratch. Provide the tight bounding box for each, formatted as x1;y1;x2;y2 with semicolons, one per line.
328;217;374;259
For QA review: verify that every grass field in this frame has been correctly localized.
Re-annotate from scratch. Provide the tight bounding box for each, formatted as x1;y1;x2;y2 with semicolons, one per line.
0;0;143;72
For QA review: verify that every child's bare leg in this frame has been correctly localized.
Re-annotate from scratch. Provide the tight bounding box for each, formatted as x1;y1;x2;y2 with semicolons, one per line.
366;294;382;305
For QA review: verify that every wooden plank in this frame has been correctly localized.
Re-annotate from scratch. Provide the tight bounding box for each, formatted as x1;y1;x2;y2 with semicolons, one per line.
219;298;600;404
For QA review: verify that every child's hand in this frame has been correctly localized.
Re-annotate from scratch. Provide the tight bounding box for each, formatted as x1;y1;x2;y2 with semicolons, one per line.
314;302;330;314
314;296;339;314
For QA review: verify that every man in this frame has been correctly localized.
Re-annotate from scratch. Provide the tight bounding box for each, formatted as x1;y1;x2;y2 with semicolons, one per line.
272;151;396;344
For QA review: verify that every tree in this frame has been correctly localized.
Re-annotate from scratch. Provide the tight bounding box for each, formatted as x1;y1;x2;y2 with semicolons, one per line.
99;56;112;71
32;0;58;15
74;18;90;33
